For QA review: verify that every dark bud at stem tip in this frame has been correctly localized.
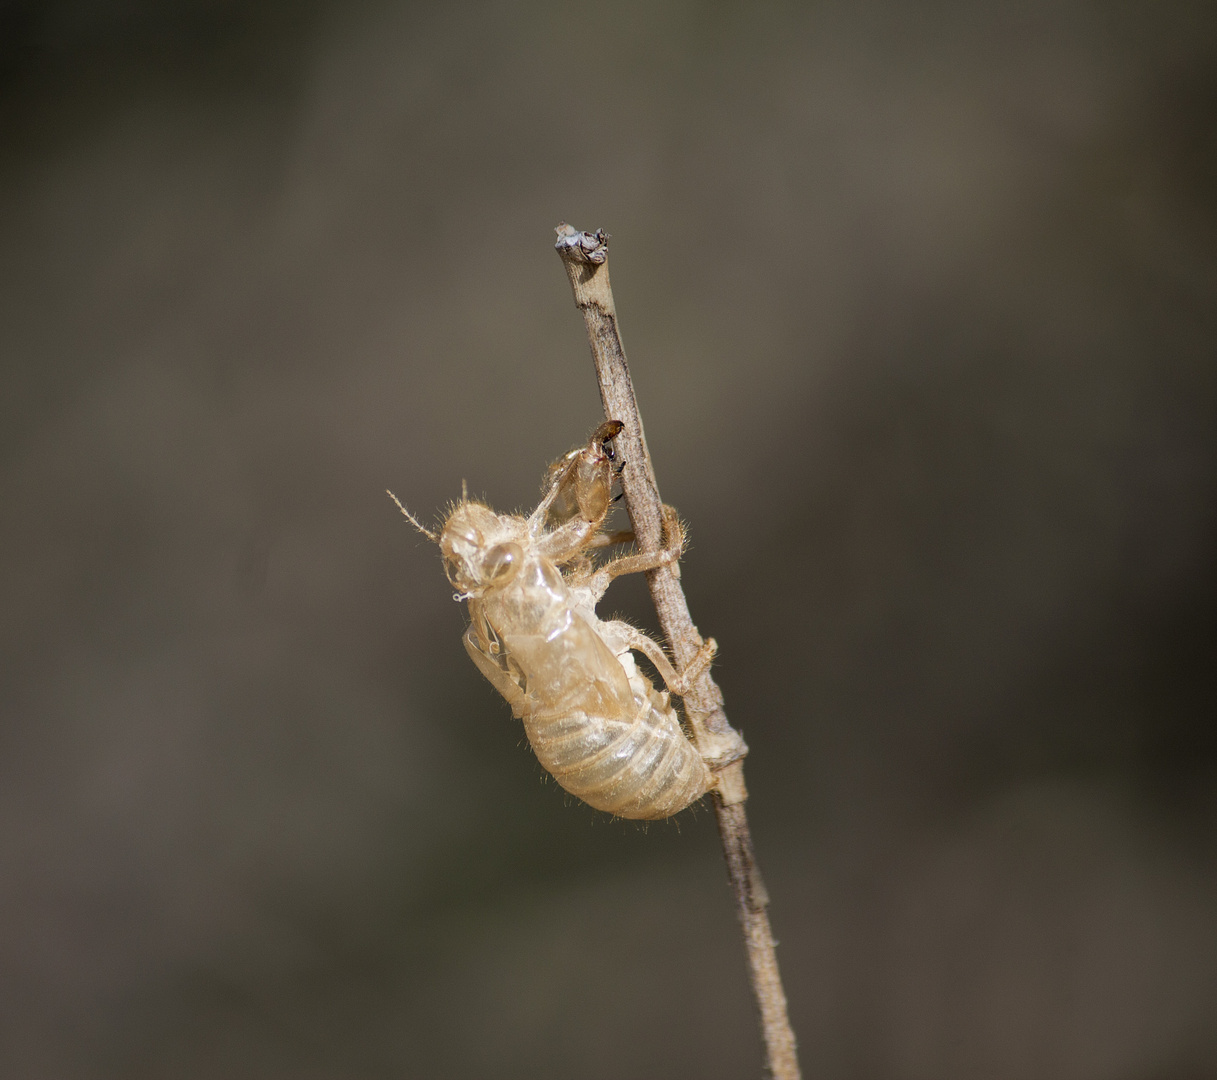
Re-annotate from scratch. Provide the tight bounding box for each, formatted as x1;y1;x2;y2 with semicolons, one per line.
554;223;610;265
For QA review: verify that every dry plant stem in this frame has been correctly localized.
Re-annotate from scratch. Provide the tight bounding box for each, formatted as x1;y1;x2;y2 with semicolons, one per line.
555;224;801;1080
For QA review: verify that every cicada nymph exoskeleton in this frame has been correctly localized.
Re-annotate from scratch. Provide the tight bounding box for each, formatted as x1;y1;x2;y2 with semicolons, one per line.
396;421;716;819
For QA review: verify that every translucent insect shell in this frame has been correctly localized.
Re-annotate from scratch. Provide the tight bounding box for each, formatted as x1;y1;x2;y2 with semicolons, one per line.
435;421;715;819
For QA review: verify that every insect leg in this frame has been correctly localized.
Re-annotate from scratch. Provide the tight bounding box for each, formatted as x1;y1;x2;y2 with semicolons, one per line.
462;613;530;717
587;529;635;549
604;620;718;697
533;514;600;564
527;467;569;536
529;421;625;538
586;505;683;599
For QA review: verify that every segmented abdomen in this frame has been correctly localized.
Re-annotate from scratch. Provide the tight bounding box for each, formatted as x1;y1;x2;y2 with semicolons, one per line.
522;695;713;820
465;563;713;819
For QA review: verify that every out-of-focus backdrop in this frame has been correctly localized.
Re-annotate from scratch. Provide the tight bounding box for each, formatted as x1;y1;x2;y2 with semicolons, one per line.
2;2;1214;1077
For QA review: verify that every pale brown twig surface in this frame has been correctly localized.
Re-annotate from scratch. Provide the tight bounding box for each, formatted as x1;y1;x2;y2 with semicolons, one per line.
554;223;801;1080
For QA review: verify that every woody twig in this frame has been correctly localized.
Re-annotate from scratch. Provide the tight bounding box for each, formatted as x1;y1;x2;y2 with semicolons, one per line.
555;223;801;1080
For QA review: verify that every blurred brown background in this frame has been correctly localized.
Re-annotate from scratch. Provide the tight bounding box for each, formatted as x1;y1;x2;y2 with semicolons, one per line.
1;1;1215;1077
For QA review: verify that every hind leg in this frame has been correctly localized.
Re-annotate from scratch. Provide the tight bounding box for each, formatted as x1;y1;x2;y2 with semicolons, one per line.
602;620;717;698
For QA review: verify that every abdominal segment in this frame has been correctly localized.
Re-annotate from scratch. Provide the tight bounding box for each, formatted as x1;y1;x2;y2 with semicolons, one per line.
464;560;713;818
522;701;713;820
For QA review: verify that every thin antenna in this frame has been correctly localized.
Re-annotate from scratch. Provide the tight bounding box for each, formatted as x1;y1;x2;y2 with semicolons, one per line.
386;490;437;541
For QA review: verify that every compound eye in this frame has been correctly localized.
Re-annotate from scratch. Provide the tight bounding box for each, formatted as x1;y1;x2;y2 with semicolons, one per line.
483;542;522;584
